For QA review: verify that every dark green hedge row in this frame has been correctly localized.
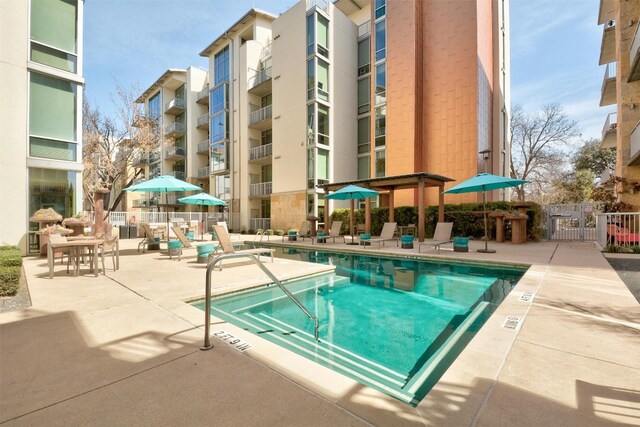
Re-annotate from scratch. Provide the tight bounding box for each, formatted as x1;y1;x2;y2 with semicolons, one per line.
330;202;542;241
0;246;22;297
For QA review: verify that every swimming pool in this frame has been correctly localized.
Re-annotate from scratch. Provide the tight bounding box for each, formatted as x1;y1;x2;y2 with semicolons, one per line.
192;248;527;405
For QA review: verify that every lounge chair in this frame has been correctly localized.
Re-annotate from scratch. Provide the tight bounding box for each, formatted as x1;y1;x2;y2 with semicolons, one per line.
312;221;345;244
138;223;158;253
210;225;275;270
364;222;398;249
171;226;215;260
418;222;453;253
284;221;311;242
216;221;243;241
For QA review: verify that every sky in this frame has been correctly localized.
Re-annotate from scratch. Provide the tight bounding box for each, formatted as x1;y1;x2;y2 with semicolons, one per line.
84;0;607;142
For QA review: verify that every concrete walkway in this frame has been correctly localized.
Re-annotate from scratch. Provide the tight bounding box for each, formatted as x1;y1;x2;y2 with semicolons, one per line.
1;239;638;426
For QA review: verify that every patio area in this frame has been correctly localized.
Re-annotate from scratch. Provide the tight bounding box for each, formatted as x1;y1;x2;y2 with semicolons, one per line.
1;237;638;426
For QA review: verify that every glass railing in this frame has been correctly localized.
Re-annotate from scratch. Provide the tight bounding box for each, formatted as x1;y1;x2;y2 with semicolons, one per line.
164;98;185;112
197;114;209;128
164;122;186;134
249;67;272;89
170;171;185;180
198;166;210;178
197;140;209;153
358;21;371;38
165;147;186;158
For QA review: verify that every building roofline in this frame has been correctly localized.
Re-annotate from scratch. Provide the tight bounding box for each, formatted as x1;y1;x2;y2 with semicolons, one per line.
135;69;188;103
199;8;278;57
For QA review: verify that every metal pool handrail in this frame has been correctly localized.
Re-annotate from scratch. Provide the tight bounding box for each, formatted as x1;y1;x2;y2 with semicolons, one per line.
201;253;319;350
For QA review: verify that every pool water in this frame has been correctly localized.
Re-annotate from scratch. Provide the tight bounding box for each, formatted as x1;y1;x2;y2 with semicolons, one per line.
193;248;526;405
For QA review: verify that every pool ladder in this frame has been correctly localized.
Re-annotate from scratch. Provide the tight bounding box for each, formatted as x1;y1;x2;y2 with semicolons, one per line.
201;253;319;350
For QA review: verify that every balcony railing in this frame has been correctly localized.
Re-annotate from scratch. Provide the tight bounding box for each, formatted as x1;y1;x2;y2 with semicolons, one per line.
601;112;617;148
197;140;209;154
164;98;186;114
250;181;272;197
197;114;209;129
249;143;272;161
164;122;186;136
250;218;271;231
249;67;272;89
358;21;371;38
169;170;185;180
307;0;328;12
198;166;210;178
260;43;272;60
249;105;272;126
630;120;640;165
197;85;209;104
599;20;616;65
599;62;617;107
165;146;186;159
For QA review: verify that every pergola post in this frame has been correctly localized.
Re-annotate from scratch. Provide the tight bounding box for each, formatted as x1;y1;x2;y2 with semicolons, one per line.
388;189;395;223
439;183;445;222
418;180;425;242
365;198;371;234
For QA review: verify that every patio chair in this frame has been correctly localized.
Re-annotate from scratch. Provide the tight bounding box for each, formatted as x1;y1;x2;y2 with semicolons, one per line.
99;236;119;272
138;223;158;253
364;222;398;249
606;224;640;245
418;222;453;254
312;221;345;244
210;225;275;270
284;221;311;242
48;233;74;275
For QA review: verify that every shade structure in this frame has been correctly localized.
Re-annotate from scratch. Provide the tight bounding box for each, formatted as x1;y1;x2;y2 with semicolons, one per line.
326;185;379;244
178;193;226;240
126;175;202;239
443;173;527;253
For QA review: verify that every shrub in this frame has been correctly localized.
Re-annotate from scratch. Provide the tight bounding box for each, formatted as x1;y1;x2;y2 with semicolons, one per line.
0;247;22;268
0;245;19;251
0;265;20;296
275;229;284;236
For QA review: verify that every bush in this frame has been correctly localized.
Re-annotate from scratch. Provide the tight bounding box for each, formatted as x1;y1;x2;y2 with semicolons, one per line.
604;244;639;253
0;265;20;296
0;249;22;268
0;245;19;251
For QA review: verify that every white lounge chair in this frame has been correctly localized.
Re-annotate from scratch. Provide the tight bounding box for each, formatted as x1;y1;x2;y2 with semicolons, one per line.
284;221;311;242
210;225;275;270
364;222;398;248
312;221;345;244
418;222;453;253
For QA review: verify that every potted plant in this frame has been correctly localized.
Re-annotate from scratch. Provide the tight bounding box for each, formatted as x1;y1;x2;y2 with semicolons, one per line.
37;225;73;257
62;212;92;236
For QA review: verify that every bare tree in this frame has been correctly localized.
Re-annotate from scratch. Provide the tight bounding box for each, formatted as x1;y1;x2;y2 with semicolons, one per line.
83;83;162;214
510;103;581;201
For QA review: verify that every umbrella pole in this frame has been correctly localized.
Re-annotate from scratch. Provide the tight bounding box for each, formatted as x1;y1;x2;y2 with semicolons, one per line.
166;192;170;241
478;190;496;253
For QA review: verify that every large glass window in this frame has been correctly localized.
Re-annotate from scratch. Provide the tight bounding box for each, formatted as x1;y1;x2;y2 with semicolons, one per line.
358;77;370;114
358;38;370;76
307;59;315;100
210;111;228;142
375;0;386;19
214;46;230;85
31;0;77;53
375;150;385;178
306;14;315;56
375;63;386;105
210;83;228;114
317;149;329;184
149;92;161;120
358;156;370;179
317;15;329;58
215;175;231;200
357;117;370;154
210;141;228;172
30;43;76;73
29;168;76;224
175;85;185;101
29;72;76;142
317;105;329;146
375;20;386;61
317;60;329;102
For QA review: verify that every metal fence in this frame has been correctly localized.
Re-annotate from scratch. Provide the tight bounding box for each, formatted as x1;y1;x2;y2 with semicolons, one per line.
543;203;603;241
596;212;640;247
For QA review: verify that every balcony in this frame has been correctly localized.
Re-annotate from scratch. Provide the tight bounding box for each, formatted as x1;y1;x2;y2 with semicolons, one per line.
250;181;272;198
249;142;272;164
630;120;640;166
197;140;209;154
599;62;617;107
601;112;617;148
250;218;271;231
248;67;272;96
629;23;640;82
164;98;186;115
133;155;150;166
196;85;209;104
197;166;210;178
165;146;186;160
358;21;371;38
197;114;209;129
599;20;616;65
169;170;185;180
164;122;186;138
248;105;272;130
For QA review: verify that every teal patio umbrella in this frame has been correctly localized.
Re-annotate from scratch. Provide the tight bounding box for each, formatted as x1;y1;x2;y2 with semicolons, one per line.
326;184;379;244
126;175;202;239
443;173;527;253
178;193;226;240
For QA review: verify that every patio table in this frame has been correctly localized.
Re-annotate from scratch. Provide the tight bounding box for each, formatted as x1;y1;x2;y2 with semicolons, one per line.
48;238;104;278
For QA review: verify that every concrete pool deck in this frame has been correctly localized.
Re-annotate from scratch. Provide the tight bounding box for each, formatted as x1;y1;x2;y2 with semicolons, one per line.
1;238;638;426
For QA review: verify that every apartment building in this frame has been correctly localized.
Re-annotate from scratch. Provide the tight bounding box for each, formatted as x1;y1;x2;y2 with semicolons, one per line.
193;0;509;232
133;67;209;211
0;0;84;254
598;0;640;209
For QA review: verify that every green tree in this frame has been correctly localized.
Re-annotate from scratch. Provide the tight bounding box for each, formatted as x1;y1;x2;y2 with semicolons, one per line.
573;138;616;177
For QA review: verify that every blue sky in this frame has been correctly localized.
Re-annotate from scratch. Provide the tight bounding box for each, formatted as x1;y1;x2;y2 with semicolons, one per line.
84;0;607;141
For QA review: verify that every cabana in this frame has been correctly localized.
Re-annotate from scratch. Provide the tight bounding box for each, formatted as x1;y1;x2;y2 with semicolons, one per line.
321;172;454;242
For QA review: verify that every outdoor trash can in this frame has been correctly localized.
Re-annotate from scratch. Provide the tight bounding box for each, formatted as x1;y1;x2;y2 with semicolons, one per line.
119;225;130;239
167;240;183;258
453;237;469;252
401;235;414;249
128;225;138;239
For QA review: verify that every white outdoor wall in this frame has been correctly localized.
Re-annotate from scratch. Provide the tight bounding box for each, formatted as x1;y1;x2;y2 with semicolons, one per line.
271;0;307;194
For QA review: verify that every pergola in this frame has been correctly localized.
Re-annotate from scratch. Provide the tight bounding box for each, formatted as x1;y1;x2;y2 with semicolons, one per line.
321;172;455;242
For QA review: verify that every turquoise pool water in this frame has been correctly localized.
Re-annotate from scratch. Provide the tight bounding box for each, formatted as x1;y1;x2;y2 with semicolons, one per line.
192;248;526;405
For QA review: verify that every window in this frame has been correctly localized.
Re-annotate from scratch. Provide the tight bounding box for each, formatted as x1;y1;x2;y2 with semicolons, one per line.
375;150;385;177
375;20;386;61
175;85;185;101
317;60;329;102
358;77;370;114
210;140;228;172
307;149;315;189
214;46;230;85
375;63;386;105
215;175;231;200
210;83;228;114
358;38;370;76
261;199;271;218
317;105;329;146
261;129;272;145
306;14;315;56
261;164;272;182
210;112;228;143
261;93;272;108
375;105;386;146
317;15;329;58
149;92;161;120
30;137;76;161
358;156;370;179
307;104;315;145
317;149;329;184
375;0;386;19
357;117;370;154
30;0;77;72
29;72;76;142
29;168;76;229
307;59;315;100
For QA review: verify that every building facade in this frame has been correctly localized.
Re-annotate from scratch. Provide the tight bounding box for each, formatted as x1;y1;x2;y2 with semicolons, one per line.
0;0;84;254
137;0;509;232
598;0;640;209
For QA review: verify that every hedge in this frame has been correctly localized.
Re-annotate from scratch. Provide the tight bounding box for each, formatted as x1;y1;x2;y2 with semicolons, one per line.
331;202;543;241
0;245;22;297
